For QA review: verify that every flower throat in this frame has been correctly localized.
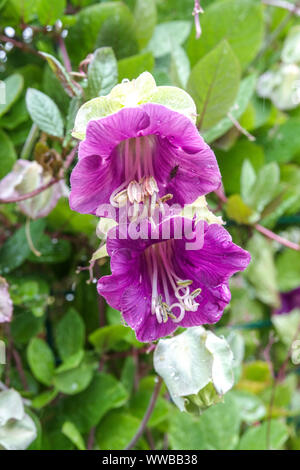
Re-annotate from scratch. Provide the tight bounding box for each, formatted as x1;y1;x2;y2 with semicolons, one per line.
144;240;201;324
109;136;172;221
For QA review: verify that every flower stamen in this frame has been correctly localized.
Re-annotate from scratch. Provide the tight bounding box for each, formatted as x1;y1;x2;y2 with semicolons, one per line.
145;241;201;325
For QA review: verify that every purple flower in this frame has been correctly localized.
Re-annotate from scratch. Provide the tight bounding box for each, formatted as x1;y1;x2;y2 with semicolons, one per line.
274;287;300;315
97;218;251;342
69;104;221;219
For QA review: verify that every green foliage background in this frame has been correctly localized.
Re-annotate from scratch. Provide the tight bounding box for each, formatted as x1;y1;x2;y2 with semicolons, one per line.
0;0;300;450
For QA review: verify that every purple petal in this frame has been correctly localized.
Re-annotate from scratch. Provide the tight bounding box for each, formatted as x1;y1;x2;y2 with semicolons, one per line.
174;222;251;287
179;284;231;328
121;285;177;342
79;107;150;159
69;155;122;215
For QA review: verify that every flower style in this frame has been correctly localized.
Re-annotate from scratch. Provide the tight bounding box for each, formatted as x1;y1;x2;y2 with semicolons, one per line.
97;217;251;342
69;73;221;220
0;160;68;219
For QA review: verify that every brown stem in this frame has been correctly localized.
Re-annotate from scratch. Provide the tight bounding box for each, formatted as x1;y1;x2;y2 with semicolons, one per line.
12;348;28;391
87;427;95;450
255;224;300;251
0;178;62;204
0;34;41;57
125;377;163;450
214;190;300;251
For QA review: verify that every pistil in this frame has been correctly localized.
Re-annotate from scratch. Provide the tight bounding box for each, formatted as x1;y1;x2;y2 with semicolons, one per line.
109;137;171;221
144;241;201;324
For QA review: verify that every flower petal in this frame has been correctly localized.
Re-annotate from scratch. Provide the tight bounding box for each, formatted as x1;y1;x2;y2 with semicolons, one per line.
78;107;150;159
175;222;251;287
70;155;122;215
121;284;177;342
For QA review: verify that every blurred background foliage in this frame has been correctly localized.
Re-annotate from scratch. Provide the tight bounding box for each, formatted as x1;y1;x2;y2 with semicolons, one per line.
0;0;300;450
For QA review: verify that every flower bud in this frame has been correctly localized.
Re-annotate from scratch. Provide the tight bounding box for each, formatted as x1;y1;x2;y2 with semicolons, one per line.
154;326;234;414
0;277;13;323
0;160;68;219
0;388;36;450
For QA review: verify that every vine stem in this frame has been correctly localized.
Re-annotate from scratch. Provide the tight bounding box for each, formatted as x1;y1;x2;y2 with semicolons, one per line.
58;35;72;73
25;217;41;257
125;377;163;450
0;34;41;56
255;224;300;251
0;178;61;204
262;0;300;15
193;1;203;39
215;189;300;251
20;124;39;160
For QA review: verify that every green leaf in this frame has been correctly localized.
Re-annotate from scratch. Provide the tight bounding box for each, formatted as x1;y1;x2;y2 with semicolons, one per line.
170;45;190;89
27;235;72;264
96;411;140;450
86;47;118;100
26;88;64;138
187;40;240;130
238;420;289;450
53;359;94;395
55;308;85;361
36;0;65;25
55;350;84;373
134;0;157;49
231;390;266;424
27;338;55;386
276;250;300;292
241;159;257;205
238;361;272;395
0;129;17;178
32;389;58;409
40;52;78;97
47;198;97;236
0;220;45;275
216;140;265;195
62;421;86;451
225;194;258;225
89;324;139;353
202;74;257;143
169;392;241;450
66;2;138;64
263;118;300;163
0;74;24;117
246;163;280;213
245;233;279;308
61;372;128;433
187;0;264;70
11;312;44;345
272;310;300;346
0;97;29;130
118;52;154;82
146;21;191;58
120;356;136;395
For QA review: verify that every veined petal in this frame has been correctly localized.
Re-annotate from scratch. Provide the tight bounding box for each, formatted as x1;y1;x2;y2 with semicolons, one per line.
70;155;122;215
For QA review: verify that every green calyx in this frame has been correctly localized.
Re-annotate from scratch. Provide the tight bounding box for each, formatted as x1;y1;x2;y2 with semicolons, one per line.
72;72;196;140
